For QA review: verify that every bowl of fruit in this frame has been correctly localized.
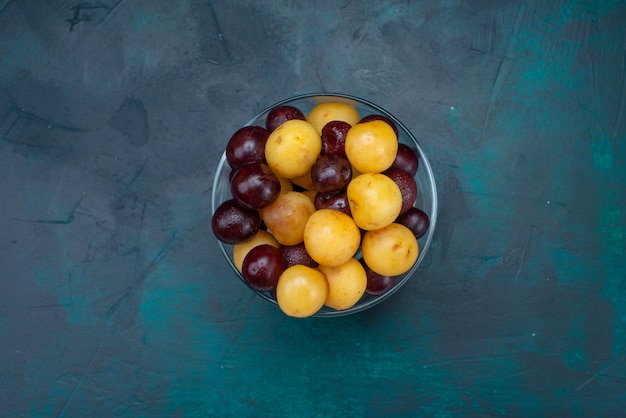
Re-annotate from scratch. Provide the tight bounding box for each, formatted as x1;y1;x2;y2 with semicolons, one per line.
211;93;437;318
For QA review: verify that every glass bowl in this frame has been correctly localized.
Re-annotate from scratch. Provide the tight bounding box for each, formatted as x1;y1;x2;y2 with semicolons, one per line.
211;93;438;317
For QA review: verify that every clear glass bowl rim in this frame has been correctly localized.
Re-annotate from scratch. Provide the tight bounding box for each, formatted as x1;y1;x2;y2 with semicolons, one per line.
211;92;438;317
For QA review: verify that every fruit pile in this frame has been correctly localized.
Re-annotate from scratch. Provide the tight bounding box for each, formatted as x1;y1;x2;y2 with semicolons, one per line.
212;101;430;317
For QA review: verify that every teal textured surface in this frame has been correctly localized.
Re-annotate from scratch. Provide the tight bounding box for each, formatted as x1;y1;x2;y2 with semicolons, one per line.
0;1;625;416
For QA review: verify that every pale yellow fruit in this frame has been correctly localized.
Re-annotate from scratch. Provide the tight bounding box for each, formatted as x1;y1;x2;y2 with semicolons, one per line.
301;189;318;203
290;169;316;190
362;223;419;277
260;191;316;245
307;102;361;134
276;265;328;318
303;209;360;267
345;120;398;173
265;119;321;179
277;176;293;193
319;258;367;310
347;173;402;230
232;230;279;272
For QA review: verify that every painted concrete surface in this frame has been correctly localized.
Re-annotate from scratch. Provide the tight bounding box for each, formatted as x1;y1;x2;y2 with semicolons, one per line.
1;0;625;416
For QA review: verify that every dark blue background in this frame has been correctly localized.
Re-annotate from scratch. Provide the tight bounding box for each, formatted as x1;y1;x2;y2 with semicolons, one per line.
1;0;625;416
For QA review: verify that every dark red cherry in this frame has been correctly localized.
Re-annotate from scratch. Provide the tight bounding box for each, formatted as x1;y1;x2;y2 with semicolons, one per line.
384;167;417;215
231;163;281;210
314;191;351;216
226;126;270;170
311;154;352;193
242;244;284;292
395;207;430;239
390;143;419;177
279;242;318;269
321;120;351;157
266;105;306;132
212;199;261;244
